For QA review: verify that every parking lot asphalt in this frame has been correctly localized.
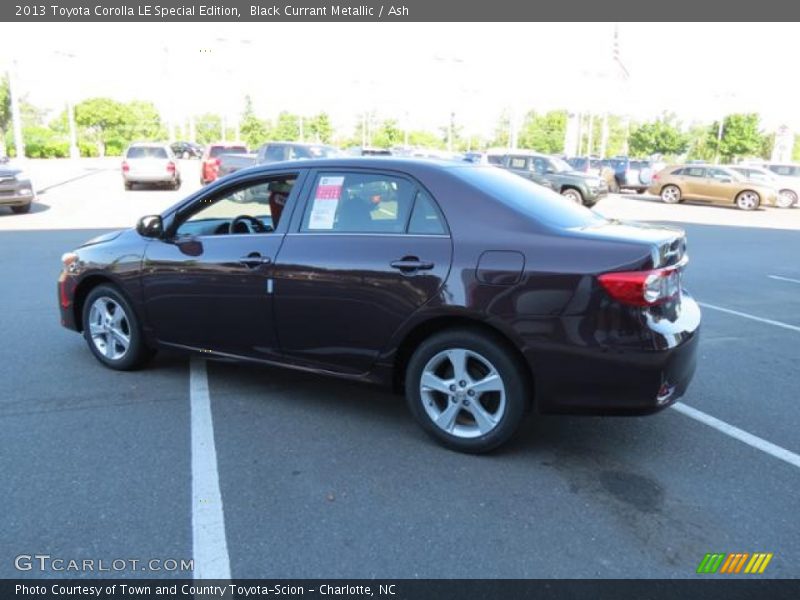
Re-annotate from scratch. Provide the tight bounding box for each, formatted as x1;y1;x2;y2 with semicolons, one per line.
1;160;798;579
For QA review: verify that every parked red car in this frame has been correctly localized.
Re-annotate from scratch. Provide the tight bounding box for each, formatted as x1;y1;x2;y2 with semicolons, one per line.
200;143;249;185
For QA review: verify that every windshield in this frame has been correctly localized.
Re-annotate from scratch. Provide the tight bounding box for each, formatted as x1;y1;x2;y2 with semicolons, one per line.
127;146;168;159
454;166;606;230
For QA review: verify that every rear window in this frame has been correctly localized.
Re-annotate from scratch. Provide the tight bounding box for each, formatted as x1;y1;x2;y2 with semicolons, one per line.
127;146;168;159
209;146;247;158
569;158;588;169
454;166;606;230
630;160;650;169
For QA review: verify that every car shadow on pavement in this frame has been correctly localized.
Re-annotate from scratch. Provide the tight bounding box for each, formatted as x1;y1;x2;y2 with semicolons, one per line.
0;201;50;216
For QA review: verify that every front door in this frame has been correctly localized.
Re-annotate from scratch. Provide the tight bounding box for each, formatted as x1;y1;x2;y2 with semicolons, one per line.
141;172;303;358
272;170;453;374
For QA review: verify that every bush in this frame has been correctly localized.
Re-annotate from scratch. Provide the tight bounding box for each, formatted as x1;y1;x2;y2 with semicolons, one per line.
79;141;99;157
103;137;126;156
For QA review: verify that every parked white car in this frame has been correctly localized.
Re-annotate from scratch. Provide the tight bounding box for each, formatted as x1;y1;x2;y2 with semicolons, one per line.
730;165;798;208
122;143;181;191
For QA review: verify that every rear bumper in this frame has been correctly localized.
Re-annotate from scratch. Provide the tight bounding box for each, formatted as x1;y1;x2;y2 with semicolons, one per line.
527;294;701;415
124;173;178;183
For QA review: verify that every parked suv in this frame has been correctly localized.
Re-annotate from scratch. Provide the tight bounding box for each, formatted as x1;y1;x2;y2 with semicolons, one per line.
729;165;798;208
121;143;181;191
170;141;203;159
603;157;652;193
500;152;608;206
255;142;342;163
648;165;778;210
0;162;35;214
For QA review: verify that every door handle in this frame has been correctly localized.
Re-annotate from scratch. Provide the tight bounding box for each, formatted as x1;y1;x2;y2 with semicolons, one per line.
239;253;272;267
390;258;434;272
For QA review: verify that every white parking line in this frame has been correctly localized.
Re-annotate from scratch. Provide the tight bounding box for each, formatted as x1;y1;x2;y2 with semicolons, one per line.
698;302;800;334
190;357;231;579
672;402;800;470
768;274;800;285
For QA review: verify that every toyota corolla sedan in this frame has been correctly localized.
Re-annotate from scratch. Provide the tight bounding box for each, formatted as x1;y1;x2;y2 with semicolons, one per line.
58;158;700;453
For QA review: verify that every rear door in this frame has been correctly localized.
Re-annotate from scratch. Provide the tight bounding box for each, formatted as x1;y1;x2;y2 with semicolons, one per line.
682;167;708;200
272;169;452;374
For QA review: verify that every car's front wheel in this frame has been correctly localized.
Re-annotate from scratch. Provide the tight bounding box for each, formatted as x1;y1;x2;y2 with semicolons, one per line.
561;188;583;205
82;284;153;370
735;190;760;211
405;329;529;453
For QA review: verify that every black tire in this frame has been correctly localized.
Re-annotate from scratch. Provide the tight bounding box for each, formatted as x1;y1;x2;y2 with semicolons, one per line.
405;328;529;453
11;203;31;214
171;179;181;191
777;190;797;209
124;181;133;191
734;190;760;211
561;187;584;205
660;184;681;204
81;284;154;371
637;189;647;194
610;179;620;194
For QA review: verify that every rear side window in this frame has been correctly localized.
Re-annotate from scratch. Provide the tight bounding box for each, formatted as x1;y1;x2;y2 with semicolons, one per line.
301;172;416;234
408;190;447;235
209;146;247;158
487;155;504;165
671;168;686;176
127;146;168;159
454;166;606;230
509;157;527;169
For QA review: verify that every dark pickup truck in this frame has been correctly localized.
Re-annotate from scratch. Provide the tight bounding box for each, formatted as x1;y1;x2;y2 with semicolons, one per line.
216;141;343;179
500;152;609;207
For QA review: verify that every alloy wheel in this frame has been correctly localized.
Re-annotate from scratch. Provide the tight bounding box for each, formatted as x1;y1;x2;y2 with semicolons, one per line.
661;186;680;204
736;191;759;211
419;348;506;439
88;296;131;361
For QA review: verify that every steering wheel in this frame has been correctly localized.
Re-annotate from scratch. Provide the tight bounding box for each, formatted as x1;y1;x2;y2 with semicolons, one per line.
228;215;268;235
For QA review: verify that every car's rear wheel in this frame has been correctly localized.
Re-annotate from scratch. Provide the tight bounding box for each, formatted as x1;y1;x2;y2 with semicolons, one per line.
405;329;529;453
661;185;681;204
11;203;31;214
172;178;181;191
124;181;133;191
777;190;797;208
82;284;153;370
735;190;760;211
561;188;583;205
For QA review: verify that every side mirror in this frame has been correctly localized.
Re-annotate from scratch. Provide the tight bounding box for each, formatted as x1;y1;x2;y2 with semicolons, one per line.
136;214;164;239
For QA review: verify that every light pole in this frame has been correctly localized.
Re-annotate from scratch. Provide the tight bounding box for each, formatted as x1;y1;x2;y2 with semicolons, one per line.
7;60;25;159
54;51;80;158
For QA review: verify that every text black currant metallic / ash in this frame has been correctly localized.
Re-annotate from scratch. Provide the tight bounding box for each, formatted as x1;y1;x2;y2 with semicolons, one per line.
58;158;700;453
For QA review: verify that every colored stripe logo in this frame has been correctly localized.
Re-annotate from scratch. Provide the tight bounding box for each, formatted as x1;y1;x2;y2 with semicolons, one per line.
697;553;773;574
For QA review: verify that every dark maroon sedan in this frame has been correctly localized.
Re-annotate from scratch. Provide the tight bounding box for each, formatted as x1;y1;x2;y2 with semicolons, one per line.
58;158;700;453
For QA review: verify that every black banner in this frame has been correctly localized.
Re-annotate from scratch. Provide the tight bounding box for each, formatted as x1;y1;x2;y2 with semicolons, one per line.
3;579;800;600
2;0;800;21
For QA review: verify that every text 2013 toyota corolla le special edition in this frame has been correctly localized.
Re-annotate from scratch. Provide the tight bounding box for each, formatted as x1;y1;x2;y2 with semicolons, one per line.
57;158;700;453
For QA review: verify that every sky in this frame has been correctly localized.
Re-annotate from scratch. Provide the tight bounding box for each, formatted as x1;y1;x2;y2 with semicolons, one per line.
1;22;799;138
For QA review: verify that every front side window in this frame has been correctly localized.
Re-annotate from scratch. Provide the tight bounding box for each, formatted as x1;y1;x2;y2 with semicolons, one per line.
686;167;706;178
301;172;417;234
174;175;297;237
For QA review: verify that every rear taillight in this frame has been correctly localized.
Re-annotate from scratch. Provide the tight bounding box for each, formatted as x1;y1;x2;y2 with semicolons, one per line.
121;161;129;172
652;173;660;181
598;266;682;307
167;161;176;172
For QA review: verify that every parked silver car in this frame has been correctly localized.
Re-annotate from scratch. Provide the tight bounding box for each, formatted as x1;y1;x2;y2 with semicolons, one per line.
730;165;798;208
122;143;181;190
0;162;35;214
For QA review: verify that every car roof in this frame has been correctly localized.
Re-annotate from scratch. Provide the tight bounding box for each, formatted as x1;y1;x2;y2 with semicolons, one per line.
129;142;170;147
228;156;479;176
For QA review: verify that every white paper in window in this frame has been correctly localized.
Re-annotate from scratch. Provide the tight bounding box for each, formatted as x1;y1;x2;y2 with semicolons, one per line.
308;176;345;230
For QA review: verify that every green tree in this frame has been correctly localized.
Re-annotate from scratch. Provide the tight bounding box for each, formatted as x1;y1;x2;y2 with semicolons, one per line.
518;110;568;154
307;112;333;144
708;113;764;162
628;115;689;157
0;74;10;155
273;111;300;141
370;119;403;148
125;100;163;140
490;110;511;148
74;97;130;155
408;130;444;149
793;135;800;162
196;113;222;144
239;95;270;148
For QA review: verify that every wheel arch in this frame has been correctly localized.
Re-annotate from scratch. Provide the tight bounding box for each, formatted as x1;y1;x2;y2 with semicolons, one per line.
391;315;535;406
72;273;129;332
